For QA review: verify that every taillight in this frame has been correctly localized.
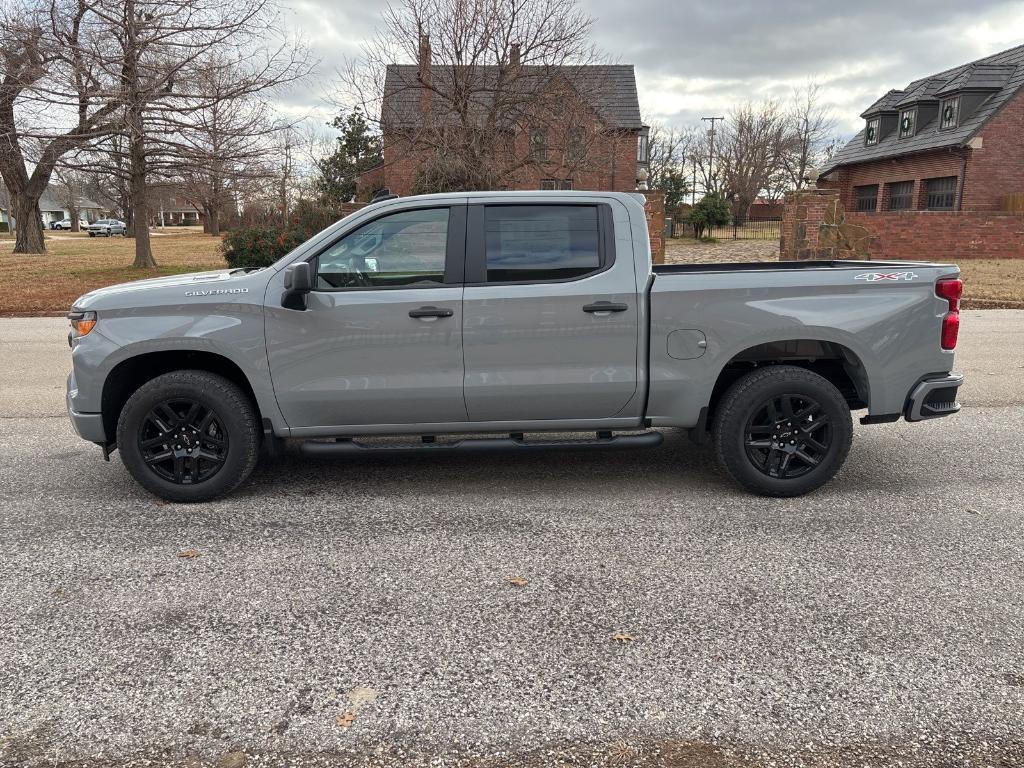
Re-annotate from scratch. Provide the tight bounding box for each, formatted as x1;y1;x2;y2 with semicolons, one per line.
941;312;959;350
936;278;962;350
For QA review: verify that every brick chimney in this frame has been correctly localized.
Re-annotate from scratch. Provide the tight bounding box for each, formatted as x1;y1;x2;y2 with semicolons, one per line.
417;33;432;117
510;43;521;68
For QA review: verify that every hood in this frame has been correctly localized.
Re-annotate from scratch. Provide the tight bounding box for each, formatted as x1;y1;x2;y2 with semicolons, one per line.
72;269;263;311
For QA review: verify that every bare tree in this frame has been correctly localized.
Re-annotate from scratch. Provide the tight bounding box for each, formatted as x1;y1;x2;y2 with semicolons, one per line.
781;81;838;190
173;58;292;236
52;165;88;230
717;100;789;221
646;122;693;208
337;0;611;191
0;0;121;253
84;0;311;266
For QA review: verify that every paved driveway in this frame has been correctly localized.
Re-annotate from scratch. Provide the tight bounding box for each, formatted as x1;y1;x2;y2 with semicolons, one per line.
1;313;1023;767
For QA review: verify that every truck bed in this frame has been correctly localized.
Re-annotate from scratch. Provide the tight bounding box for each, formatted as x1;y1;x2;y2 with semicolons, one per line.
653;259;945;275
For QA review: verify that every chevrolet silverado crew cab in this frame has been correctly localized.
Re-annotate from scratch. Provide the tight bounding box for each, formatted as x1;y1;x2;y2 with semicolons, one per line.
66;191;964;502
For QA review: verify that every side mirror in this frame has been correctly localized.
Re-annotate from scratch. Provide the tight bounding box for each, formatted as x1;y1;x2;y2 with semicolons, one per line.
282;262;312;310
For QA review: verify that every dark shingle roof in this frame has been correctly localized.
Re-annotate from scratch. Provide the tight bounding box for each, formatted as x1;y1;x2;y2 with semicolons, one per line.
381;64;643;130
860;89;904;117
824;43;1024;175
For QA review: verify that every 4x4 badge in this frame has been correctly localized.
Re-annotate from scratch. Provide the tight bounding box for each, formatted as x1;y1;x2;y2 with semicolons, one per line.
855;271;918;282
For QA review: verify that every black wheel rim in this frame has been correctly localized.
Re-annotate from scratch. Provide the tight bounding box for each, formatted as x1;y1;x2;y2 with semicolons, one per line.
743;394;832;480
138;399;228;485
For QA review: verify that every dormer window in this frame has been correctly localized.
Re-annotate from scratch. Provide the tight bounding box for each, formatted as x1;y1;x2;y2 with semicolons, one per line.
865;117;880;145
898;109;916;139
940;97;959;130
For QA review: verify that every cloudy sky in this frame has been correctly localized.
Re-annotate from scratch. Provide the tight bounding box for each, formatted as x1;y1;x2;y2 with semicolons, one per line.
281;0;1024;137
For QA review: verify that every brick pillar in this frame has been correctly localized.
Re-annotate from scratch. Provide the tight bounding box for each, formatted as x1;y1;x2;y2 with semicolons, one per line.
780;188;876;261
642;190;666;264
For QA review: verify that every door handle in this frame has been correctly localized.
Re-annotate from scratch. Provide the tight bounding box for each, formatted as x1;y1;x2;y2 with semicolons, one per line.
409;306;454;318
582;301;629;313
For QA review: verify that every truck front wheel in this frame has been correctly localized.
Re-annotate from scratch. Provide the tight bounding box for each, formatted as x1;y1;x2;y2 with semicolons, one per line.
712;365;852;497
116;370;260;503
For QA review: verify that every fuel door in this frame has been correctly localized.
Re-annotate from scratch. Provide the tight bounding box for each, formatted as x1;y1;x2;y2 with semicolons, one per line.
667;329;708;360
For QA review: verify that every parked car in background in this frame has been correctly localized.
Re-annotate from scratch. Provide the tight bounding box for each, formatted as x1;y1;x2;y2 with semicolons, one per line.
87;219;127;237
51;218;90;230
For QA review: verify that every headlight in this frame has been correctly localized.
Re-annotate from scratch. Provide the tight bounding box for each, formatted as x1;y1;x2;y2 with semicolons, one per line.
68;310;97;339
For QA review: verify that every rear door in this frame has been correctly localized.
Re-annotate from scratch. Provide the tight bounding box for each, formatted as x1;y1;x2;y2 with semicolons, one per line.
265;203;468;429
461;201;640;422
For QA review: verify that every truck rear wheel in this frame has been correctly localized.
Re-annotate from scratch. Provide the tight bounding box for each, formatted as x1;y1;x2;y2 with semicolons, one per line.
116;370;260;503
712;365;852;497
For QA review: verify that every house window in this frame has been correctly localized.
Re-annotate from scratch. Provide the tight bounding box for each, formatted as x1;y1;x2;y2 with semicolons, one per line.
898;109;916;139
865;117;880;146
887;181;914;211
529;128;548;161
540;179;573;190
940;97;959;130
855;184;879;212
637;132;649;162
924;176;957;210
567;127;586;164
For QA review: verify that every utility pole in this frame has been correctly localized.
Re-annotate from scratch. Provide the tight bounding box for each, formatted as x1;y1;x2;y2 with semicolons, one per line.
701;116;724;194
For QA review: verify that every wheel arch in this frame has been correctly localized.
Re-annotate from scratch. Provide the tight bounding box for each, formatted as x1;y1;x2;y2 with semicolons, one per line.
704;338;870;428
101;350;262;443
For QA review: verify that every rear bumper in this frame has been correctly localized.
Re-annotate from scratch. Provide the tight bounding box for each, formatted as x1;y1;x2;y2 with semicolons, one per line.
904;372;964;422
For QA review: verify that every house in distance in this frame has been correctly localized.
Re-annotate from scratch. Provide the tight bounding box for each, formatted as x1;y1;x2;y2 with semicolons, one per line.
357;36;650;197
821;43;1024;214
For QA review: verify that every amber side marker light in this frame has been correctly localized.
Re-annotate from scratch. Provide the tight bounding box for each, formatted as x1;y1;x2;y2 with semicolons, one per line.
68;310;97;339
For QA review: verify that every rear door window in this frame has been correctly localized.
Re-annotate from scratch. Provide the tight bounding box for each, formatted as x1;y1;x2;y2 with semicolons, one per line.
483;205;602;283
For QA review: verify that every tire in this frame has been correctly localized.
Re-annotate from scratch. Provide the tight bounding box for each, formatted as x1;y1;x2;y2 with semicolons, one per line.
88;232;95;237
712;365;852;497
116;370;260;502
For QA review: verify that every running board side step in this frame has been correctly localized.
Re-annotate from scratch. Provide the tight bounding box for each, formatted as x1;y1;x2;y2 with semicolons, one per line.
300;431;663;456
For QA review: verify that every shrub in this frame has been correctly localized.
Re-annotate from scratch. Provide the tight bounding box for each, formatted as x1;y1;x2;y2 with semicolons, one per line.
0;221;9;233
686;194;731;239
222;226;307;269
221;200;356;269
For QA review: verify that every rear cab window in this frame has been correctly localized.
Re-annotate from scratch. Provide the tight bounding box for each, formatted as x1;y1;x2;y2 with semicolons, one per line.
468;204;612;284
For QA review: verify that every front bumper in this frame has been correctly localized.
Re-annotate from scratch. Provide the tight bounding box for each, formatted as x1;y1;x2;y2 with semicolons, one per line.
67;372;106;443
904;372;964;422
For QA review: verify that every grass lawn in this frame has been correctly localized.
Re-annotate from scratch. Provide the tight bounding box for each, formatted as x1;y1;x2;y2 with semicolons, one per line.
0;230;226;315
954;259;1024;308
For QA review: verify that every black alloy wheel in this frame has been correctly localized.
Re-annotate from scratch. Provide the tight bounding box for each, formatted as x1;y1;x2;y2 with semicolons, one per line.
742;394;831;479
117;370;261;502
138;399;228;485
711;365;853;497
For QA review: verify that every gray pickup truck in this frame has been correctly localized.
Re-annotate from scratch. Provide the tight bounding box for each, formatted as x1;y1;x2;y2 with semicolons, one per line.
66;191;964;502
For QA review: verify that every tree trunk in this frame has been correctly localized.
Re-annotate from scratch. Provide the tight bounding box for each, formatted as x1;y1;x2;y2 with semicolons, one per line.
69;200;80;232
130;132;155;268
12;192;46;254
207;205;220;236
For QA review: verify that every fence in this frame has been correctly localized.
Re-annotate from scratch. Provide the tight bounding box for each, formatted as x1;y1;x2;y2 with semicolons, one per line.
674;218;781;240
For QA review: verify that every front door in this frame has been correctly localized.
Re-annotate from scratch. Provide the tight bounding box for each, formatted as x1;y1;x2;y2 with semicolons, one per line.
461;201;640;422
265;204;468;429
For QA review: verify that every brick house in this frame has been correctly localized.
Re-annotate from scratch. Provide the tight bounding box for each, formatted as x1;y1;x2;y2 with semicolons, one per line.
809;43;1024;260
821;44;1024;213
357;38;649;197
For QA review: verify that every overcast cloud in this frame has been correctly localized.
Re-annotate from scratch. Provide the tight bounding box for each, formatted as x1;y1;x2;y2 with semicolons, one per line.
280;0;1024;136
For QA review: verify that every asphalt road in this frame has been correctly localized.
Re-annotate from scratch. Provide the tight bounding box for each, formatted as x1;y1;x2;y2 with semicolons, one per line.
1;312;1023;768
